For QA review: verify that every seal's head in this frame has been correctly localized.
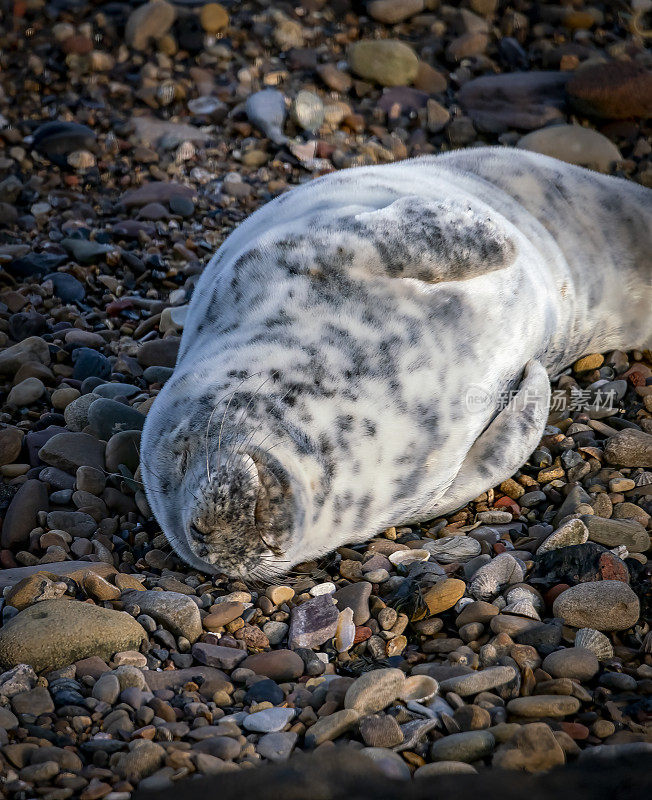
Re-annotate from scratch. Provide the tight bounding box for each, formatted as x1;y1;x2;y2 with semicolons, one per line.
186;449;295;578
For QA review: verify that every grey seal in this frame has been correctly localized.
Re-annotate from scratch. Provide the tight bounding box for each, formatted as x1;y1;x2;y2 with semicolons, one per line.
141;147;652;579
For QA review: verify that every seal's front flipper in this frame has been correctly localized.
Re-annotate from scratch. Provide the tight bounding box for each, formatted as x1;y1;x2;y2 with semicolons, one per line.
429;360;550;517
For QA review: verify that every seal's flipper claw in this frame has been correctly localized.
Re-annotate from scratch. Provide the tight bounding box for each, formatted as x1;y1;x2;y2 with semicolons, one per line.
430;360;550;517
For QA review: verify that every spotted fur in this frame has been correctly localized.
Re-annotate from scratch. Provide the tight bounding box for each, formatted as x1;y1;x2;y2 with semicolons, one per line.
141;147;652;578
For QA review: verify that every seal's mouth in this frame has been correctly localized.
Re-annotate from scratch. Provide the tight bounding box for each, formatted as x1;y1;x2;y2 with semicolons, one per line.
185;449;295;577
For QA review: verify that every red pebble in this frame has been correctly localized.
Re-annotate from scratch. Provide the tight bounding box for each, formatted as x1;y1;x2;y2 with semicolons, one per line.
561;722;589;740
545;584;570;606
352;626;372;645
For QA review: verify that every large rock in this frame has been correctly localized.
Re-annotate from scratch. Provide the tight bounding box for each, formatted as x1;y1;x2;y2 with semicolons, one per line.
552;581;640;631
459;72;569;132
344;668;406;715
288;594;339;649
347;40;419;87
517;125;622;172
368;0;424;24
0;600;147;672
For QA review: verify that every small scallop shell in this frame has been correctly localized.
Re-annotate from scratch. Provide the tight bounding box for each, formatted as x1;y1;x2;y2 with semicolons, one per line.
399;675;439;704
468;553;524;601
333;607;355;653
502;599;541;620
389;549;430;567
505;586;544;614
575;628;613;661
424;536;481;564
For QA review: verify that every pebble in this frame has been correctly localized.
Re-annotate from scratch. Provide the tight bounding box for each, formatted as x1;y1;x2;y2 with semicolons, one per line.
256;731;297;762
506;696;581;718
240;650;304;682
123;591;202;643
423;578;466;615
604;429;652;468
542;648;600;681
243;707;295;733
430;730;495;763
493;722;565;772
517;125;622;173
305;709;360;746
344;668;406;714
348;40;419;87
439;666;518;697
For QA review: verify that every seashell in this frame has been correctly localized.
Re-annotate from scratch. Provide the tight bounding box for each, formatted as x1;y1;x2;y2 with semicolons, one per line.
611;545;629;560
634;471;652;487
310;582;336;596
468;553;524;601
575;628;613;661
399;675;439;704
389;549;430;567
291;90;325;132
536;518;589;555
505;585;544;614
502;599;541;620
187;96;226;116
245;89;288;145
333;607;355;653
423;535;481;564
156;80;177;107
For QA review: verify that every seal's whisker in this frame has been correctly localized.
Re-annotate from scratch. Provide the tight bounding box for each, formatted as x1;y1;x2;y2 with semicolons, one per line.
206;372;265;482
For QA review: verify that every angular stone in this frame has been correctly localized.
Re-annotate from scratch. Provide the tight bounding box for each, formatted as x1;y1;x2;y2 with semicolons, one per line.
288;594;339;649
192;643;247;670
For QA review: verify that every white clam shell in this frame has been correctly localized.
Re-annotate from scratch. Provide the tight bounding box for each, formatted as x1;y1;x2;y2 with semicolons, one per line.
310;582;336;596
575;628;614;660
333;607;355;653
423;536;481;564
291;90;325;132
469;553;524;601
399;675;439;704
502;599;541;620
389;549;430;567
505;585;544;614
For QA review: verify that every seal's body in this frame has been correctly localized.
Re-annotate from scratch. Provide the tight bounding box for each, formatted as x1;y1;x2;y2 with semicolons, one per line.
141;148;652;578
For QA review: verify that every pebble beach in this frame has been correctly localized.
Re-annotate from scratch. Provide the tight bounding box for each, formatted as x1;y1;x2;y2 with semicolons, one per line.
0;0;651;797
